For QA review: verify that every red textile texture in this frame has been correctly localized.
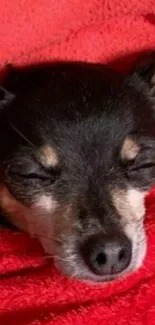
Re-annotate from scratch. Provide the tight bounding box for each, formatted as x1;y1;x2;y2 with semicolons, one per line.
1;0;155;324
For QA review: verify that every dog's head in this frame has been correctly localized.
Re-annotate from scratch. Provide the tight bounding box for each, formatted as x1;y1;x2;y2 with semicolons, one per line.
0;57;155;282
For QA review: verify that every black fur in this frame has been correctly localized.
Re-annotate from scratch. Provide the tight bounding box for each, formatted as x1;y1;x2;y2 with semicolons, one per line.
0;56;155;281
1;60;155;199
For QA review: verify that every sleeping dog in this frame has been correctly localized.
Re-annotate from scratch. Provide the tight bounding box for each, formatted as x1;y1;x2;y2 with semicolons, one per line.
0;55;155;282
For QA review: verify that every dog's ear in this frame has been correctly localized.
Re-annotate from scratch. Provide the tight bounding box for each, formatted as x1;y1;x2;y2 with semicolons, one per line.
130;52;155;97
0;64;15;110
0;86;15;110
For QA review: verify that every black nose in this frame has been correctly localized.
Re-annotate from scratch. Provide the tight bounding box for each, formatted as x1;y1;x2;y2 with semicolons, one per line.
81;233;132;276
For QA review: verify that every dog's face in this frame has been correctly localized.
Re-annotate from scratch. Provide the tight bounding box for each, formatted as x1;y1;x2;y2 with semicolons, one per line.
0;58;155;282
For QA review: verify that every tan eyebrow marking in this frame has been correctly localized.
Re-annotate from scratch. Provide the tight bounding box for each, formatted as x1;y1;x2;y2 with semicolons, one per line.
39;145;59;168
120;136;140;161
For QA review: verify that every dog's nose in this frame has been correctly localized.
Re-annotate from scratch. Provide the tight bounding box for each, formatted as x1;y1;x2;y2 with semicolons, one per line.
81;233;132;276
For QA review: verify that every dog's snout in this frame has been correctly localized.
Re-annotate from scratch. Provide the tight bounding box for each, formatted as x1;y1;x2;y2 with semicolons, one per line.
81;233;132;276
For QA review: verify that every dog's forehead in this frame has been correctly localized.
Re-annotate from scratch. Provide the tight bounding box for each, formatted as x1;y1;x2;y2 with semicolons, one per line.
37;114;135;172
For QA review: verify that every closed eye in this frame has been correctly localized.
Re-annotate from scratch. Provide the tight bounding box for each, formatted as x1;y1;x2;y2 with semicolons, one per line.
130;162;155;170
9;170;56;180
7;155;61;183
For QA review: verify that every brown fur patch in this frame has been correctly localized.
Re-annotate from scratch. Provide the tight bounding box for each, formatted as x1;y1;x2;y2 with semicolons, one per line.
38;145;59;168
121;136;140;161
0;182;30;231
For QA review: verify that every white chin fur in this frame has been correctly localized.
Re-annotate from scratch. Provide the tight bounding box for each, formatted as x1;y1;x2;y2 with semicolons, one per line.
32;192;147;281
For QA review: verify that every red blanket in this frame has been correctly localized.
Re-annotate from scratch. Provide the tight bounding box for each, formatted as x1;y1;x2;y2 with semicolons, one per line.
1;1;155;324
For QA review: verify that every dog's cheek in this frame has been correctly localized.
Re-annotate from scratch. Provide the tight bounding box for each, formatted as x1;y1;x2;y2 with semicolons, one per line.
53;204;77;239
111;187;147;224
33;202;77;255
0;182;31;231
111;187;147;270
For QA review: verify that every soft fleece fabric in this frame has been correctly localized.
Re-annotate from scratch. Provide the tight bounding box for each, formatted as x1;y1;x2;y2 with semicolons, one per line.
1;1;155;324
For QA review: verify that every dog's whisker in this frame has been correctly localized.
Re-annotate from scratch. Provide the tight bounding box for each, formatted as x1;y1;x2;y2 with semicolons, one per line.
32;232;63;244
44;255;54;259
9;122;36;148
54;253;78;263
